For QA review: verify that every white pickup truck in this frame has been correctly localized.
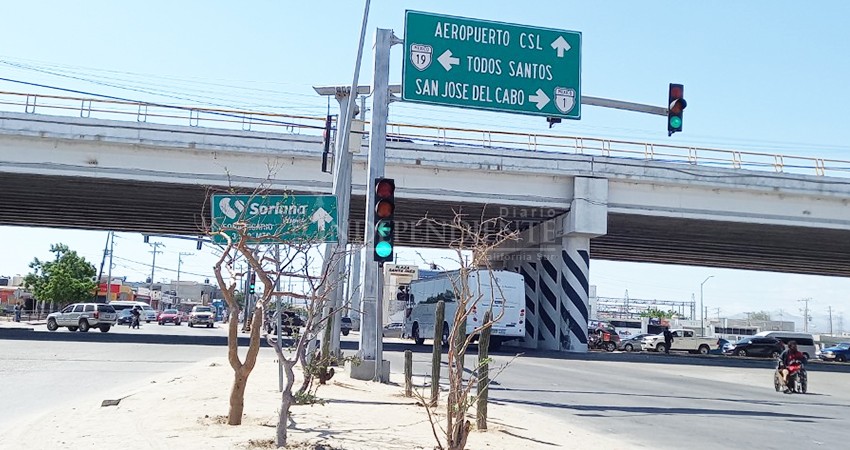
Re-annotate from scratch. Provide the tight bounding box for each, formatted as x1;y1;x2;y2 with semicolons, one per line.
642;329;716;354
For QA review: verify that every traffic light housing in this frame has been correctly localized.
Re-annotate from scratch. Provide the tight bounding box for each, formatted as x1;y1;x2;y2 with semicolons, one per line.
249;273;256;295
321;114;333;173
373;177;395;264
667;83;686;136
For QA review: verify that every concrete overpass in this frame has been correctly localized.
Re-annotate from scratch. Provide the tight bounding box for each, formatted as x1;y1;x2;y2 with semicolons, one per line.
1;111;849;277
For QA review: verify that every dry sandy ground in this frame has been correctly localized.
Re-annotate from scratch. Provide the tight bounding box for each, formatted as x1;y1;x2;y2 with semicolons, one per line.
3;354;632;449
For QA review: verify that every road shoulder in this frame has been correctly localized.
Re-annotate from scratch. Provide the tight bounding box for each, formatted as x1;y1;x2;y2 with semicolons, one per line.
4;355;631;449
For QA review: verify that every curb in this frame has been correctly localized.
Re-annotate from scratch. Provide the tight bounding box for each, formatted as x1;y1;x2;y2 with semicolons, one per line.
0;327;35;332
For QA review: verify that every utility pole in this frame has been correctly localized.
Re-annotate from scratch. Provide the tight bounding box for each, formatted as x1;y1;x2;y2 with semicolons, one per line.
94;232;111;302
105;231;115;302
700;276;714;337
176;252;193;305
828;305;834;336
798;298;812;333
148;242;164;308
714;307;722;319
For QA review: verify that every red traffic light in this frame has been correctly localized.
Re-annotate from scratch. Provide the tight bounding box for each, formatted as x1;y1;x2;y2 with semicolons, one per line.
376;200;394;218
667;83;686;136
373;177;395;264
376;178;395;198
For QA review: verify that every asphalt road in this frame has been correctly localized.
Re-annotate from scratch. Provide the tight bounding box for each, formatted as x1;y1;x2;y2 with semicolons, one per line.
3;326;850;449
386;346;850;450
0;335;250;434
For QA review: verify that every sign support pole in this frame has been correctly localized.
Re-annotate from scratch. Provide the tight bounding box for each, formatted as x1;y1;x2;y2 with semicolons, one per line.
355;27;397;383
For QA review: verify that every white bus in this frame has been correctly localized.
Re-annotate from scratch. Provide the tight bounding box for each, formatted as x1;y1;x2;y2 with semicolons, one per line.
403;269;524;351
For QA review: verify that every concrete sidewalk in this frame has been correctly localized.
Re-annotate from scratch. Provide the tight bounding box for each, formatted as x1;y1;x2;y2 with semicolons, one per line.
0;319;43;330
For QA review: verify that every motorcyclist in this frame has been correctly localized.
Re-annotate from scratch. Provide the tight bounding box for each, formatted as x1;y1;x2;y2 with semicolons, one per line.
777;340;807;393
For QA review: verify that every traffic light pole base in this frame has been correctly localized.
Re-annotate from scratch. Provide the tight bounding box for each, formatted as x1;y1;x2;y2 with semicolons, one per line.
348;358;390;383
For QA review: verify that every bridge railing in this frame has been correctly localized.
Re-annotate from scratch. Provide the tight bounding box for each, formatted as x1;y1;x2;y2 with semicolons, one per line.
0;90;329;135
2;90;849;178
385;121;850;178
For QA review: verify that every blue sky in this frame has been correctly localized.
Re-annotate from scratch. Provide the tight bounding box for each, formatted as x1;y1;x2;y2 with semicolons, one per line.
1;1;849;328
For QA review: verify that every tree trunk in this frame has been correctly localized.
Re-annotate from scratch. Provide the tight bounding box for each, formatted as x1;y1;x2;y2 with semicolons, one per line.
476;311;491;430
276;360;297;448
228;369;248;425
431;301;445;406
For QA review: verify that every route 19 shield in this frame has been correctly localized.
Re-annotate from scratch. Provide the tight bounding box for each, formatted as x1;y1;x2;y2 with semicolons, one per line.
554;87;576;114
410;44;433;71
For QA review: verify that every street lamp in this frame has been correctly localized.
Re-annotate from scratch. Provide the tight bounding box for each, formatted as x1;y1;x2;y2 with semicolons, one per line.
700;276;715;337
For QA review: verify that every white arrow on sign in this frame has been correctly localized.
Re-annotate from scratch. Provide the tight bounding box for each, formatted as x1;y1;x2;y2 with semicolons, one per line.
551;36;571;58
310;207;333;232
437;49;460;71
529;89;551;110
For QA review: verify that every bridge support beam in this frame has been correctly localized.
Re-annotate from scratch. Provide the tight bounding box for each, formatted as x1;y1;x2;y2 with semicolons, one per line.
498;177;607;352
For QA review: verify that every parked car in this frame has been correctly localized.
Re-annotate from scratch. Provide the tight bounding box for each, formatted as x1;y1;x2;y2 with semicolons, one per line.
265;310;305;336
383;322;404;339
340;317;352;336
188;305;215;328
619;333;651;352
819;343;850;362
753;331;817;359
158;309;182;326
116;308;134;325
642;329;715;354
46;303;117;332
724;336;784;358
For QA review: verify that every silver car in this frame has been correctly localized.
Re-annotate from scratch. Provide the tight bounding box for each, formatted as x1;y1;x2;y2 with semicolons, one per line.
619;333;652;352
189;305;215;328
47;303;117;332
382;322;404;339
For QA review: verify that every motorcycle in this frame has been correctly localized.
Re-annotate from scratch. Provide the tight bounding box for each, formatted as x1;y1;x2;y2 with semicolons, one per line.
774;359;807;394
588;329;619;352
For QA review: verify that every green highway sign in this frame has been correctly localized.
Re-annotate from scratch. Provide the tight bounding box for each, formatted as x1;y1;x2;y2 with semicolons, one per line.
211;194;338;244
402;10;581;119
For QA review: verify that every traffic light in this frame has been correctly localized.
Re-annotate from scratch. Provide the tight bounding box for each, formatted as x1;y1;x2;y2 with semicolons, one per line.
321;114;333;173
249;273;256;295
373;177;395;264
667;83;687;136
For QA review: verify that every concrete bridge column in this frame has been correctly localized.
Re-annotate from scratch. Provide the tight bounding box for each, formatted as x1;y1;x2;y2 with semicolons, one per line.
490;176;607;352
537;244;564;350
503;257;539;349
558;236;591;352
556;177;608;353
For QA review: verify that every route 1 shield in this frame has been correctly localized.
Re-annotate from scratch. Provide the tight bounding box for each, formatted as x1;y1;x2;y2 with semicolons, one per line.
555;87;576;114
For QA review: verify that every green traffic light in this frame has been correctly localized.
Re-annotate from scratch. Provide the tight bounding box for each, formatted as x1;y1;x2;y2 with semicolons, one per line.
375;241;393;258
669;116;682;129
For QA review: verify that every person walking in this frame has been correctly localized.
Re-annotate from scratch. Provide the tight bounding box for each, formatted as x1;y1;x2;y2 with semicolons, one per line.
131;306;141;329
13;303;21;322
663;327;674;354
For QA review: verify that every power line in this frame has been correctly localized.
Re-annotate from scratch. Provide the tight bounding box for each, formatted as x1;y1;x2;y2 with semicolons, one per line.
112;255;211;279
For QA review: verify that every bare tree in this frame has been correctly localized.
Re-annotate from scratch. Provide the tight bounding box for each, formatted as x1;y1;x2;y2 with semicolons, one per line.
263;242;349;447
416;212;519;450
206;186;349;447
